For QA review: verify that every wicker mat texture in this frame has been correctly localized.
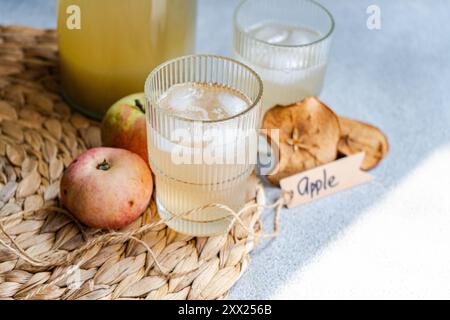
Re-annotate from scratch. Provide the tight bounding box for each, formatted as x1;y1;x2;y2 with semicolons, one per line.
0;25;267;300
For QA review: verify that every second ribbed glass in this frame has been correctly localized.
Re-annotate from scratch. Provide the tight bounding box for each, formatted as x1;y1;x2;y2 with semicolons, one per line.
145;55;263;236
234;0;334;114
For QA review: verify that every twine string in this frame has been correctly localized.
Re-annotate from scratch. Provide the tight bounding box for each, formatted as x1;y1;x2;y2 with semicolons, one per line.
0;188;291;299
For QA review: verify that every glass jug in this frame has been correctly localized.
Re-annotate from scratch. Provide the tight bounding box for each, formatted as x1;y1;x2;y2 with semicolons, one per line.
57;0;197;119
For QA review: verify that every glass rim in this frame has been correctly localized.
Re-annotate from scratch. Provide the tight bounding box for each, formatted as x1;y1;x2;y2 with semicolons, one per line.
144;54;263;124
233;0;335;49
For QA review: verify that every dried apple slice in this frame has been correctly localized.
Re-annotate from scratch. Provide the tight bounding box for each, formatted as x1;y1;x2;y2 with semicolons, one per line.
262;97;341;186
337;117;389;170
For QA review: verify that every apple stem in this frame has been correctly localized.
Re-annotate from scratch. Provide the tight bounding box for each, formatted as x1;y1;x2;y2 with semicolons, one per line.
135;99;145;113
97;159;111;171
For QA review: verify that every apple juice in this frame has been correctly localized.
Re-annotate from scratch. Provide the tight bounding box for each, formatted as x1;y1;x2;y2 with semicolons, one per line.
147;83;256;236
57;0;197;119
234;21;328;114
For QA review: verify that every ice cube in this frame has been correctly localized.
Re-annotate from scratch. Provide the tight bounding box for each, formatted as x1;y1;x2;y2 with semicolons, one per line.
284;27;321;46
159;83;249;121
162;85;193;111
159;84;207;120
184;105;210;120
249;22;289;44
217;91;249;116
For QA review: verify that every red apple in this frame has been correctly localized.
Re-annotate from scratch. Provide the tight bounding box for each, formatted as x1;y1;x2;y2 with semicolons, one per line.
101;93;148;163
60;147;153;229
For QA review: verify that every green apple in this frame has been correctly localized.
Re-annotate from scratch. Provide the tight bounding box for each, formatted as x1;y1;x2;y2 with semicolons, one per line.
101;93;148;163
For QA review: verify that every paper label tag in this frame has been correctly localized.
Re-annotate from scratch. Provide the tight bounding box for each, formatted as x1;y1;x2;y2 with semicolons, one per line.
279;152;374;208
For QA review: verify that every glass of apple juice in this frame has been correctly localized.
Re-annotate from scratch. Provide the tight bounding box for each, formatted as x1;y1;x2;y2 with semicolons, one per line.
233;0;334;115
145;55;263;236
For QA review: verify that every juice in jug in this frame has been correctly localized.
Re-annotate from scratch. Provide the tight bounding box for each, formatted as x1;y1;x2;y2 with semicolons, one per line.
57;0;197;119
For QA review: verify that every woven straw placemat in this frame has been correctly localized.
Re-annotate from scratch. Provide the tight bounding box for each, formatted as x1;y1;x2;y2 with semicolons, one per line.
0;25;269;300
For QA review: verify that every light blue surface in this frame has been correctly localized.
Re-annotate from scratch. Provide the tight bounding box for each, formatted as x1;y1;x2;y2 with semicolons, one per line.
1;0;449;299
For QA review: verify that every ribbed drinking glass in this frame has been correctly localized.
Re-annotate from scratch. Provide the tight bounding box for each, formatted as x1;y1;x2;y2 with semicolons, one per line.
234;0;334;114
145;55;263;236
